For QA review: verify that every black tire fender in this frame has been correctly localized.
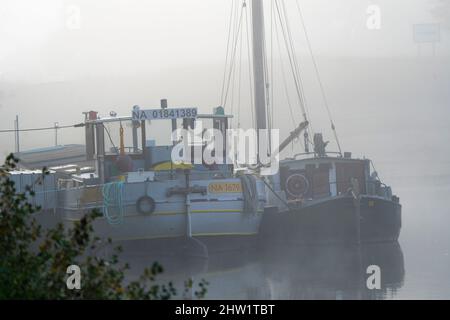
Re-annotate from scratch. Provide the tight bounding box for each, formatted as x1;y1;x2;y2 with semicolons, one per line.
136;196;156;214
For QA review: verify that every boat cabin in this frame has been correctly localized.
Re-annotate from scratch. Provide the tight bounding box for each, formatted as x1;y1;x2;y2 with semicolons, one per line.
279;154;392;201
83;102;233;184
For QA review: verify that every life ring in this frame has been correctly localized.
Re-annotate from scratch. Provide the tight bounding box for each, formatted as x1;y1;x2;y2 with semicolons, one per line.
136;196;156;214
285;174;309;199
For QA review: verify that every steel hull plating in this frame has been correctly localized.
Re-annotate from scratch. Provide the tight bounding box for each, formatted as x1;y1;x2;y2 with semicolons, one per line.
259;196;401;245
65;209;262;242
59;177;265;251
62;208;262;254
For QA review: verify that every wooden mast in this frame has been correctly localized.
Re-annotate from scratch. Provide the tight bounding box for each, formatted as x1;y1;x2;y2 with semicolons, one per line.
251;0;268;158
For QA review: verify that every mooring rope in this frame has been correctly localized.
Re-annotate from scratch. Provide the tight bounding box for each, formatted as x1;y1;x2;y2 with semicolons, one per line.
102;181;125;225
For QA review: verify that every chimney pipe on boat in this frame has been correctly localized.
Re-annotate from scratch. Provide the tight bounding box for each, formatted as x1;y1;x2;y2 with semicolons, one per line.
160;99;168;109
84;111;97;161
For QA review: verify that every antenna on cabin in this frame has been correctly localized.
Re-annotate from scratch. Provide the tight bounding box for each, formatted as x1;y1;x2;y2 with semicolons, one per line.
14;115;20;153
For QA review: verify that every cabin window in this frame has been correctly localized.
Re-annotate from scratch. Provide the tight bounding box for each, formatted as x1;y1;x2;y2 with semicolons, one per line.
312;163;331;198
336;162;366;195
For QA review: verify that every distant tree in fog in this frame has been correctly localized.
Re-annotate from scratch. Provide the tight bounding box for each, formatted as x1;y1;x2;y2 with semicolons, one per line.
431;0;450;28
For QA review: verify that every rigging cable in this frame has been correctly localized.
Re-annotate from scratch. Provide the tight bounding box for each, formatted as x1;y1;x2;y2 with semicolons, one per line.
274;6;296;129
280;0;314;135
222;1;254;130
229;0;240;115
274;0;306;120
0;123;83;133
274;0;313;151
103;124;119;155
295;0;343;156
222;1;246;109
220;0;236;107
261;2;271;131
235;2;244;130
273;6;305;152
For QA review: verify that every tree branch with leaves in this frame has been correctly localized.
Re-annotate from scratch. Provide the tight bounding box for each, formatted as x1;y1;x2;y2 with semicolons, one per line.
0;154;207;300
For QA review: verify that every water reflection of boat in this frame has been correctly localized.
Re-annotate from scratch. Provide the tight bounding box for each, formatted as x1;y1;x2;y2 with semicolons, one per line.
115;241;271;300
261;242;405;300
113;241;404;300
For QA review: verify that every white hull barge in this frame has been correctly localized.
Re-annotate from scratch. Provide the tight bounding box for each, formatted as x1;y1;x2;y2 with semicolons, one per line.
60;175;265;243
54;105;265;251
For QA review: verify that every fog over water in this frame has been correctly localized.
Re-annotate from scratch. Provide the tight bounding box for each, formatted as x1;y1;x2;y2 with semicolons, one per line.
1;0;450;299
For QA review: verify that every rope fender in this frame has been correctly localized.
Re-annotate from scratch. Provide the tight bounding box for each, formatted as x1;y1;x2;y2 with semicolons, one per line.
239;174;259;215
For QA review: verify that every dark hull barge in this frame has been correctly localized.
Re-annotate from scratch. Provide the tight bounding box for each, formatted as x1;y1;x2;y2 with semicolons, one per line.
260;195;401;245
261;154;402;245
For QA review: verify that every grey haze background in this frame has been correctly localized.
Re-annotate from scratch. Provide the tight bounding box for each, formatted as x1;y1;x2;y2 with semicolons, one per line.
0;0;448;153
1;0;450;299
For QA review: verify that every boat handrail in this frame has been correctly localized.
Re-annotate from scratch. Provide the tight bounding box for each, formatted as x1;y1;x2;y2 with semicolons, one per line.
108;146;142;154
282;179;390;199
55;169;237;191
85;113;233;125
288;151;343;160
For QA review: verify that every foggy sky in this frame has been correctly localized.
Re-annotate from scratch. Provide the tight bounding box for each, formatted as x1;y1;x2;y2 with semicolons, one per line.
0;0;447;84
0;0;449;161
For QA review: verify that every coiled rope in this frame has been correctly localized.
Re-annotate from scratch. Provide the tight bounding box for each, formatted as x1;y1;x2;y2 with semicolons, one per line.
102;181;125;225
